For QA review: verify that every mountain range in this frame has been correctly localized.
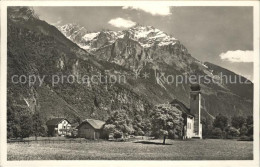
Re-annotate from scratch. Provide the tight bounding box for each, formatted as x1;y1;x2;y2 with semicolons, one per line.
7;7;253;126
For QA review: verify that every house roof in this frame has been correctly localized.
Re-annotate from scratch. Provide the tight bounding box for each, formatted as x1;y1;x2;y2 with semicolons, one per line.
170;99;194;117
71;122;79;127
81;119;105;130
46;118;69;126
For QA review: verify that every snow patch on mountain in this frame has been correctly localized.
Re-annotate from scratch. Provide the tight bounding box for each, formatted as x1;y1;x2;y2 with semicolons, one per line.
83;32;100;41
128;26;177;48
57;24;178;51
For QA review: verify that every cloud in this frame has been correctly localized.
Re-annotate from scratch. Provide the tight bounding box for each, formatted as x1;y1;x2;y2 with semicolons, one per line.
108;17;136;28
219;50;254;63
123;6;172;16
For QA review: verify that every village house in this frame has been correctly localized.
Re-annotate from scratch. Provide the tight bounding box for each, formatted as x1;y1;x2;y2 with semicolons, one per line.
78;119;105;139
170;83;202;139
46;118;71;136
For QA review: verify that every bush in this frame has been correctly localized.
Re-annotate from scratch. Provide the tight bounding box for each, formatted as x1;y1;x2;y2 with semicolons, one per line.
211;128;223;139
213;114;228;131
238;135;253;141
105;110;134;138
231;116;245;129
240;124;248;136
226;126;240;138
135;130;145;136
247;125;253;136
113;130;123;139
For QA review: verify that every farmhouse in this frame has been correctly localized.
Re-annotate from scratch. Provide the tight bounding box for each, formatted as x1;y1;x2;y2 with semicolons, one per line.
78;119;105;139
170;83;202;139
46;118;71;136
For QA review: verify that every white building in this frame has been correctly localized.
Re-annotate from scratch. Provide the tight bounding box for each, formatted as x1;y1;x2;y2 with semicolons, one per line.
46;118;72;136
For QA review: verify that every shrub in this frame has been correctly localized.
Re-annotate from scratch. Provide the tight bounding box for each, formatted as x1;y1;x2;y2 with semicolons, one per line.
135;130;145;136
240;124;248;136
226;126;240;138
213;114;228;131
238;135;253;141
231;116;246;129
247;125;253;136
113;130;123;139
249;135;253;141
211;128;223;139
105;110;134;138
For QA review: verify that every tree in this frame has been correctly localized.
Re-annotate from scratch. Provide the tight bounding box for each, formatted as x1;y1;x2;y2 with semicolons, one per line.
103;124;116;138
240;124;248;136
246;115;253;136
201;118;213;138
32;111;46;140
113;130;123;139
133;114;151;136
104;110;134;138
247;125;253;136
226;126;240;138
7;105;21;138
7;94;24;139
231;116;246;129
213;114;228;131
150;103;183;145
246;115;253;126
31;88;46;140
19;110;33;138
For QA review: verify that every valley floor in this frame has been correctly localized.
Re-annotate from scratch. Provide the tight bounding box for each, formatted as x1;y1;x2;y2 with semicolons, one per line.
7;139;253;160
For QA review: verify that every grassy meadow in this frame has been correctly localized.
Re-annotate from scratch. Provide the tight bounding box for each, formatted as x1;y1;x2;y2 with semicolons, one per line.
7;138;253;160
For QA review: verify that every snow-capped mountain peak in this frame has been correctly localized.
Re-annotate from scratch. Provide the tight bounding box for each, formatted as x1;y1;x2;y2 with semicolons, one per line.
127;25;177;48
58;23;88;37
57;24;178;51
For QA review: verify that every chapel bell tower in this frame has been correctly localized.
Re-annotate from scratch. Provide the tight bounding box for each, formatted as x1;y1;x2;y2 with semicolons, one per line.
190;82;202;139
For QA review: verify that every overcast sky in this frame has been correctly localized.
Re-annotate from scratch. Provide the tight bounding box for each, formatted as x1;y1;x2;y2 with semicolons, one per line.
33;6;254;81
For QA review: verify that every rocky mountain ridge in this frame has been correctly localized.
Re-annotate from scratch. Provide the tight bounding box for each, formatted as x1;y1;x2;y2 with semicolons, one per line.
57;23;253;120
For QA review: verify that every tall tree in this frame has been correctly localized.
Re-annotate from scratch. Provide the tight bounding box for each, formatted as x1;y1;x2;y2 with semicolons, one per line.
231;116;246;129
240;124;248;136
19;109;33;138
246;115;253;126
32;110;46;140
133;114;151;136
104;109;134;138
246;115;253;136
226;126;240;138
7;106;20;138
213;114;228;131
150;103;183;145
31;87;46;140
201;118;213;138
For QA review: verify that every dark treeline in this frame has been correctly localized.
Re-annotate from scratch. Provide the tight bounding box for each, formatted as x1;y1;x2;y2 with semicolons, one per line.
8;98;254;142
202;114;253;141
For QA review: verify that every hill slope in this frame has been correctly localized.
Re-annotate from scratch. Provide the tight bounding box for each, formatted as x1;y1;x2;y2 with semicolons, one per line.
7;7;152;124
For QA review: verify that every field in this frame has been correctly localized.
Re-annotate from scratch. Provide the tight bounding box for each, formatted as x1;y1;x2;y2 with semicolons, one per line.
7;139;253;160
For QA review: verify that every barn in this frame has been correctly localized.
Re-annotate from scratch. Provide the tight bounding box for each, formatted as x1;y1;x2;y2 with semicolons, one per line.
46;118;71;136
78;119;105;139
